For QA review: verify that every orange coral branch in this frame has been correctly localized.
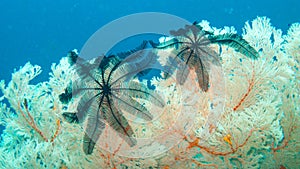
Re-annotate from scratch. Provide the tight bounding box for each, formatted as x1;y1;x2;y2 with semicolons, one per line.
233;67;255;111
191;159;218;169
185;128;256;156
97;140;133;169
272;139;289;152
23;99;35;125
112;138;125;156
18;99;48;142
271;118;296;152
50;119;61;142
18;99;61;142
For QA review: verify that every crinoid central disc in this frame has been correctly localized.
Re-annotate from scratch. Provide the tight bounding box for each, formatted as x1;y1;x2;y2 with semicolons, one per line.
102;84;111;95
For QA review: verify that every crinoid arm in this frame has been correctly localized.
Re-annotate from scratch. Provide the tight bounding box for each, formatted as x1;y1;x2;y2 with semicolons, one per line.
192;21;214;36
62;91;99;124
208;33;259;59
149;38;180;49
67;49;79;66
116;81;165;107
111;50;159;85
194;56;210;92
176;58;192;85
59;83;73;104
116;40;148;59
150;23;219;92
113;94;153;121
67;50;104;80
62;112;80;123
102;96;137;147
83;97;106;155
112;80;164;121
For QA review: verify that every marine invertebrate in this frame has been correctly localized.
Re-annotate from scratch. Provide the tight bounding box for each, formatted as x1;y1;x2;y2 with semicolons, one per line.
62;47;165;154
150;24;216;91
150;22;259;92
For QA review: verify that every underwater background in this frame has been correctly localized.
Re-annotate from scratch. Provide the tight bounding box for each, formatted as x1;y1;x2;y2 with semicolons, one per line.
0;0;299;83
0;0;299;168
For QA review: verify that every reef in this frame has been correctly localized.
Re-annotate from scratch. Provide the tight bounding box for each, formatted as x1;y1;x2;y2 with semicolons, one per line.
0;17;299;168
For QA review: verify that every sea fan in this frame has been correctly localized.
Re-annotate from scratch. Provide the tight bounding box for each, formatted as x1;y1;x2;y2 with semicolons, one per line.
61;44;165;154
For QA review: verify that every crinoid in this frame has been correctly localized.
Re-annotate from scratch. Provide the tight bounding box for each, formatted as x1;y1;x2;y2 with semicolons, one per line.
150;22;259;92
61;43;165;155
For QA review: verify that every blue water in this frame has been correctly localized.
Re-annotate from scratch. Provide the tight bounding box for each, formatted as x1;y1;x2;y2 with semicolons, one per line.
0;0;299;83
0;0;299;134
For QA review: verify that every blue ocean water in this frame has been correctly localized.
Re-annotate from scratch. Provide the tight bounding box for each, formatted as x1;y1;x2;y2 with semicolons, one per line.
0;0;299;83
0;0;299;135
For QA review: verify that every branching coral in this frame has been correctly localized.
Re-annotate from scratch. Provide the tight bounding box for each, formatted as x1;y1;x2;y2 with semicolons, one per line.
0;17;299;169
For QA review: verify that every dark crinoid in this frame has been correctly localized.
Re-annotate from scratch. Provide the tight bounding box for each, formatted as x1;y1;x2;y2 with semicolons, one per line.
61;44;165;155
150;22;259;92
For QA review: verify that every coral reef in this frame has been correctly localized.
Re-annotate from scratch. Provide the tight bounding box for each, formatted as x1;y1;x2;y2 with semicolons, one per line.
0;17;299;168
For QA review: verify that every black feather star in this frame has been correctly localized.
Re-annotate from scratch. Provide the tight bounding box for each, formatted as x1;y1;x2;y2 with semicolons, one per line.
150;24;219;92
61;43;165;155
150;23;259;92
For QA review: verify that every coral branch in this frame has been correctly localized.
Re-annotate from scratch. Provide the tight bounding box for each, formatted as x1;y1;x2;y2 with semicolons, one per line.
50;119;61;142
97;140;133;169
191;159;218;169
185;128;256;156
271;114;297;152
18;99;48;142
17;99;61;143
233;66;255;111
